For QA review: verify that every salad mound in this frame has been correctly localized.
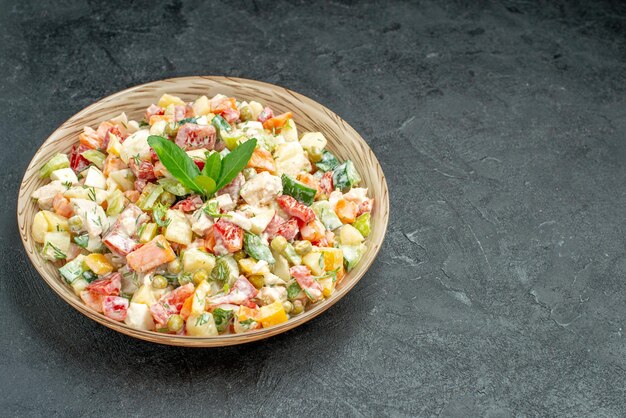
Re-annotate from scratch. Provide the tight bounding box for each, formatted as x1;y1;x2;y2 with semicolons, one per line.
31;93;373;336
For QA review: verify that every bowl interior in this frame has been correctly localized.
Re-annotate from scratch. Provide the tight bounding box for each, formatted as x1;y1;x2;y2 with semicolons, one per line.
17;76;389;347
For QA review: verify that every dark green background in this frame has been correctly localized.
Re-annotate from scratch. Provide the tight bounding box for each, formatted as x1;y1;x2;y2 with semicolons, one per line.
1;0;625;416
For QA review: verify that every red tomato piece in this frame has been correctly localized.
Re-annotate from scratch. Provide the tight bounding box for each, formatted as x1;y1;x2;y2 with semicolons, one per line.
161;283;195;311
263;214;285;239
175;123;217;151
102;204;148;255
102;296;129;321
357;198;374;215
221;107;240;123
257;106;274;123
86;272;122;296
80;291;104;313
277;195;315;223
171;195;203;212
290;266;323;302
69;144;91;173
275;218;299;240
128;158;156;181
150;301;177;325
208;276;258;306
213;219;244;253
320;171;334;195
145;104;164;121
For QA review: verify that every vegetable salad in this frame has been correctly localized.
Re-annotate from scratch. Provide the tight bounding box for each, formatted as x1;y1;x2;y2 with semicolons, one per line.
31;93;373;336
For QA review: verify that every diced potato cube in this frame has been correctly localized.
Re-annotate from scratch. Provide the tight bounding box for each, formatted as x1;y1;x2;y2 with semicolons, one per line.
191;280;211;315
339;224;364;246
106;134;122;156
318;276;335;298
302;251;325;276
258;301;288;328
238;258;270;276
158;93;186;108
124;302;155;331
164;210;192;245
84;253;114;275
192;95;211;116
186;313;218;336
119;129;151;165
42;231;71;261
42;210;69;232
131;284;159;306
281;119;298;142
32;211;49;243
299;132;327;154
183;248;216;273
108;169;135;192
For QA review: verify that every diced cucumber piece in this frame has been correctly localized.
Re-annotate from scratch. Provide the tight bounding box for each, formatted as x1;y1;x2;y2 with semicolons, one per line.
136;183;164;211
281;174;316;206
243;233;275;264
332;160;361;192
59;255;87;284
282;243;302;266
139;223;157;243
353;212;371;237
311;201;343;231
157;178;192;196
315;150;339;172
81;150;106;169
106;189;126;216
39;153;70;178
340;244;366;272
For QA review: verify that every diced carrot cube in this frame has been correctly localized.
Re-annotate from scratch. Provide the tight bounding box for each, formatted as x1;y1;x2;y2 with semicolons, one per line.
319;247;343;272
237;305;260;321
126;235;176;273
246;148;276;174
335;199;358;224
258;301;288;328
149;115;172;125
180;296;194;320
262;112;292;132
84;254;114;275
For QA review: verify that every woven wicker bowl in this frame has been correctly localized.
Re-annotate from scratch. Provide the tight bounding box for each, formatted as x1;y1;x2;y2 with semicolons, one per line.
17;76;389;347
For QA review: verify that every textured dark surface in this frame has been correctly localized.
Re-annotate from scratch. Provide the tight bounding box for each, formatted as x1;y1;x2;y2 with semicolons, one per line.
1;0;626;416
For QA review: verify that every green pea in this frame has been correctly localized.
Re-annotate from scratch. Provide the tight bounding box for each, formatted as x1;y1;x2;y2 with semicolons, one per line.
167;314;184;332
294;240;312;256
193;269;209;285
152;275;168;289
291;300;304;315
271;236;288;253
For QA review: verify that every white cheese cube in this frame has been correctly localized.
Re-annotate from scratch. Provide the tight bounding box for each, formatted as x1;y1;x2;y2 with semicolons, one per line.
50;168;79;184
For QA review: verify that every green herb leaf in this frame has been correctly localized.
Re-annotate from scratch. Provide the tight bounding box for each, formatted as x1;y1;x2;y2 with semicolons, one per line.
195;175;217;196
215;138;257;191
73;234;89;249
287;282;302;299
212;308;233;333
203;151;222;181
147;135;203;193
152;203;171;227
